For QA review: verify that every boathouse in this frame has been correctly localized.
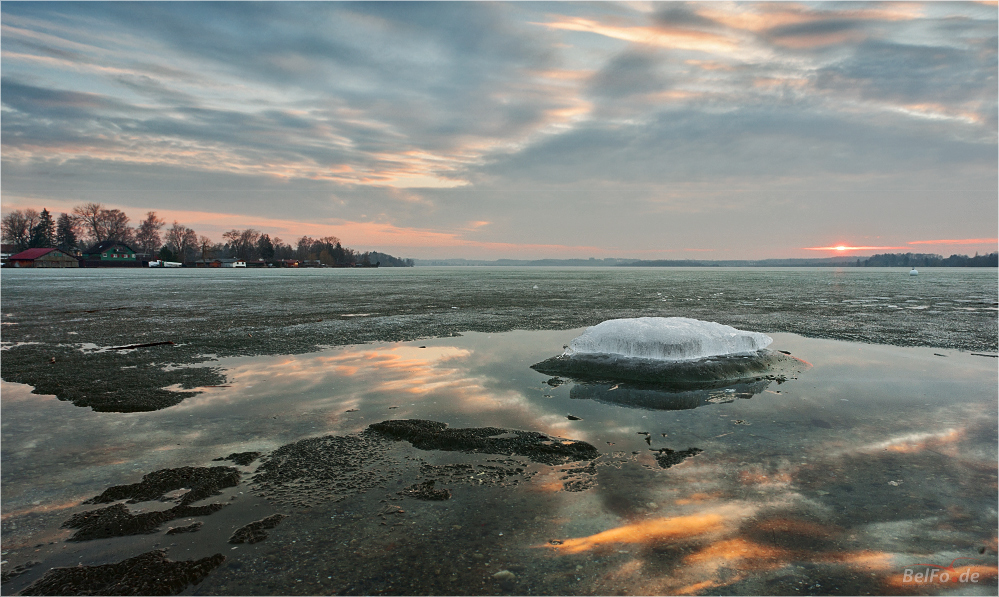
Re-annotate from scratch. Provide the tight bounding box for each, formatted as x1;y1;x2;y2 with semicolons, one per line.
6;248;80;268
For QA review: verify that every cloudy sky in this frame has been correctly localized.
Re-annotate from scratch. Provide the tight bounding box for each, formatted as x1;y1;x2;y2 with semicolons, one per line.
2;1;996;259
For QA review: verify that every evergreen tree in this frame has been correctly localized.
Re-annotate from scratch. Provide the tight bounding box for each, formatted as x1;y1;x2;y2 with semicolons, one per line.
56;213;78;252
28;208;56;248
257;233;275;259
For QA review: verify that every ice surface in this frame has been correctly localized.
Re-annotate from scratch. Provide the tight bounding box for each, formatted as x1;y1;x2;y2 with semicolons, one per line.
565;317;772;362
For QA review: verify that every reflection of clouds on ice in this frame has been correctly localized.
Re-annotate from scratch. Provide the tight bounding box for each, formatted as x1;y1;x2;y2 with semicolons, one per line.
172;344;585;441
3;331;994;594
1;499;84;522
546;485;909;595
551;505;752;554
855;427;965;455
545;405;996;595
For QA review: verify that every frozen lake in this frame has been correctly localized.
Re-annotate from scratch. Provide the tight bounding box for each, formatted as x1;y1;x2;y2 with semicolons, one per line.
1;267;996;595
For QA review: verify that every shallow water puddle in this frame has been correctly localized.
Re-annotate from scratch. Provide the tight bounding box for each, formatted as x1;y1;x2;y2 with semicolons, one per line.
2;330;996;595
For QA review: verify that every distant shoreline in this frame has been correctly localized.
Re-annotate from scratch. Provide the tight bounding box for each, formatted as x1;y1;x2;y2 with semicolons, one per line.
415;252;998;268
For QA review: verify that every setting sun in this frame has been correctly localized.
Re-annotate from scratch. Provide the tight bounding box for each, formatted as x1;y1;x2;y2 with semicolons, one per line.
803;245;908;252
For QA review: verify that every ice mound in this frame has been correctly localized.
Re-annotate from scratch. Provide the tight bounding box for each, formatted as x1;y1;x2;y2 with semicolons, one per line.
532;317;800;388
565;317;772;361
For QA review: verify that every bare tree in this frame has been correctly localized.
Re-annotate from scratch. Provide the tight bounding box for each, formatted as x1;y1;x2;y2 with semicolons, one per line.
134;212;166;255
180;227;198;262
164;221;187;254
1;209;40;251
101;209;133;244
198;235;214;261
222;228;261;260
72;203;104;244
72;203;133;245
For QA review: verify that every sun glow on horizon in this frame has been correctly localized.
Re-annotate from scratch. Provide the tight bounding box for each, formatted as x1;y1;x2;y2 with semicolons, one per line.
803;245;908;252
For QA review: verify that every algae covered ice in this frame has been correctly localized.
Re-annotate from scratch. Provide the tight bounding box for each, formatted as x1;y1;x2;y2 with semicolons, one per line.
533;317;801;388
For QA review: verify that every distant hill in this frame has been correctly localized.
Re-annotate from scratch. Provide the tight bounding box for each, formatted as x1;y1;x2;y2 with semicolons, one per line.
413;253;997;267
413;257;633;266
364;251;414;267
621;253;998;267
621;256;860;267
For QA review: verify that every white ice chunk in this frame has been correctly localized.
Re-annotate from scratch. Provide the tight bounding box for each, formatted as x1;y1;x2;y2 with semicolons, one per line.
565;317;772;362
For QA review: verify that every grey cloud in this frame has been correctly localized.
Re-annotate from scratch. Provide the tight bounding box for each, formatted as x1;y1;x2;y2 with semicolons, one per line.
815;39;997;105
3;2;569;170
586;51;671;99
2;77;366;174
764;18;868;42
478;106;996;187
3;37;85;63
650;4;718;29
111;74;201;106
1;77;144;119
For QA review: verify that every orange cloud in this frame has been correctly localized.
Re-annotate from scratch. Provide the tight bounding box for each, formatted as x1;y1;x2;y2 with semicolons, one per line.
535;17;739;55
697;3;923;36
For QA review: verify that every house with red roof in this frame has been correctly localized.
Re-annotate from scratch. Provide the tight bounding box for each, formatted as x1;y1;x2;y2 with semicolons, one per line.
6;248;79;268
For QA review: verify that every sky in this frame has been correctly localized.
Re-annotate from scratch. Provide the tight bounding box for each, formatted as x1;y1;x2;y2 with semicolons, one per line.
1;1;996;260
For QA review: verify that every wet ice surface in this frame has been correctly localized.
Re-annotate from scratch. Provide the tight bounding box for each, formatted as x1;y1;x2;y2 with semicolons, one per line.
2;328;997;595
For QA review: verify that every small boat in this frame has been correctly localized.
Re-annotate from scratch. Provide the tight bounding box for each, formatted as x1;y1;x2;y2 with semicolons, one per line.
148;260;183;268
909;268;918;276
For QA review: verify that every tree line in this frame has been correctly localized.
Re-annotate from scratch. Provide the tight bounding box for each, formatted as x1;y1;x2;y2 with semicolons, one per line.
1;204;414;267
857;252;998;267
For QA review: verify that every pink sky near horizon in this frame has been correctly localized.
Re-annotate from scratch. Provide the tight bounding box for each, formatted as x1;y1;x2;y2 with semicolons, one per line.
2;198;995;260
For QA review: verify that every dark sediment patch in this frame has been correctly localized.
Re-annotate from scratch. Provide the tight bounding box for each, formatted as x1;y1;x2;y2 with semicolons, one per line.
654;447;703;469
399;480;451;501
213;452;261;466
84;466;240;506
19;550;224;596
62;502;227;541
228;514;287;544
0;345;224;412
165;521;203;535
532;350;802;389
369;419;599;465
249;432;397;507
417;460;535;488
248;422;591;506
1;561;40;584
